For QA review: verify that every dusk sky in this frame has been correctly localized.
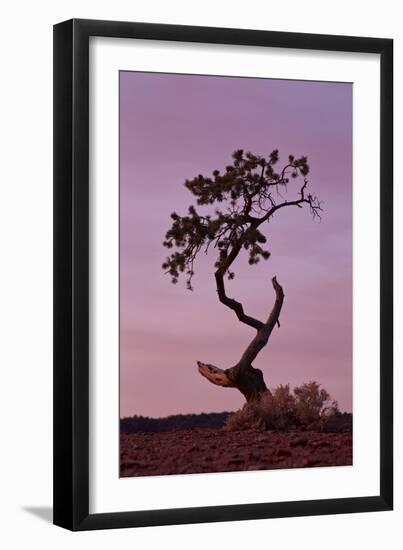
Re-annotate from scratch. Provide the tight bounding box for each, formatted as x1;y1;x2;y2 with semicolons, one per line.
120;71;352;418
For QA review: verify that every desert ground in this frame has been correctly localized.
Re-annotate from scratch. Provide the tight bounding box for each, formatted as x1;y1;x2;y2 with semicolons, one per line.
120;427;352;477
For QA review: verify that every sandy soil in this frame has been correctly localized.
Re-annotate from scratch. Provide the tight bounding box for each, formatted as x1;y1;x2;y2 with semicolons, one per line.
120;428;352;477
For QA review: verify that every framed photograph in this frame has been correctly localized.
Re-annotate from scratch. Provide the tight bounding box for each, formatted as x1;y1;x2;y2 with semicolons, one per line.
53;19;393;530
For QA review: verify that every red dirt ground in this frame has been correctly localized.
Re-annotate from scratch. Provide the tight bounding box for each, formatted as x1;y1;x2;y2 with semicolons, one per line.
120;428;352;477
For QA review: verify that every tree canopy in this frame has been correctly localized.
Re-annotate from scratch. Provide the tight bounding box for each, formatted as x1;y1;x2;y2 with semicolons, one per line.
162;148;322;291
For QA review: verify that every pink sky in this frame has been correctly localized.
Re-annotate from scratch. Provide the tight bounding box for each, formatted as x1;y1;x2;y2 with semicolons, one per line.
120;72;352;418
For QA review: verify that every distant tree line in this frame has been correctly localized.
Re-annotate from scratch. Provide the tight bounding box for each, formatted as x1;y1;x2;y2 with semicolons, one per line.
120;405;352;434
120;412;230;433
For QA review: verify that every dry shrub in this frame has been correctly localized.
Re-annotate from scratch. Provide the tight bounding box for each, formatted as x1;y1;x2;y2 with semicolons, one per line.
294;381;338;425
225;381;339;432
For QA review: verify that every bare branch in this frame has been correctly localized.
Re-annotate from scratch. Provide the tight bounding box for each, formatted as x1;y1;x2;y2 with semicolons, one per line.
215;269;264;330
238;276;284;368
197;361;235;387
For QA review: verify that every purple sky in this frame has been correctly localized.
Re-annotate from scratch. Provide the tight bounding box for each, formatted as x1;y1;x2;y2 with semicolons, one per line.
120;72;352;418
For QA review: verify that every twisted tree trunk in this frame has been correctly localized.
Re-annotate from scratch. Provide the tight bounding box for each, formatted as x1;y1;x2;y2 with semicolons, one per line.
198;276;284;402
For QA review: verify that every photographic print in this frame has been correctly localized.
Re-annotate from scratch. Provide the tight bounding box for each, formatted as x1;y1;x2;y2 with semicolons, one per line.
119;71;353;478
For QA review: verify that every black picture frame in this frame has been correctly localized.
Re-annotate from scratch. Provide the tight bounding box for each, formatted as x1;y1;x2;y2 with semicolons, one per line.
53;18;393;531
